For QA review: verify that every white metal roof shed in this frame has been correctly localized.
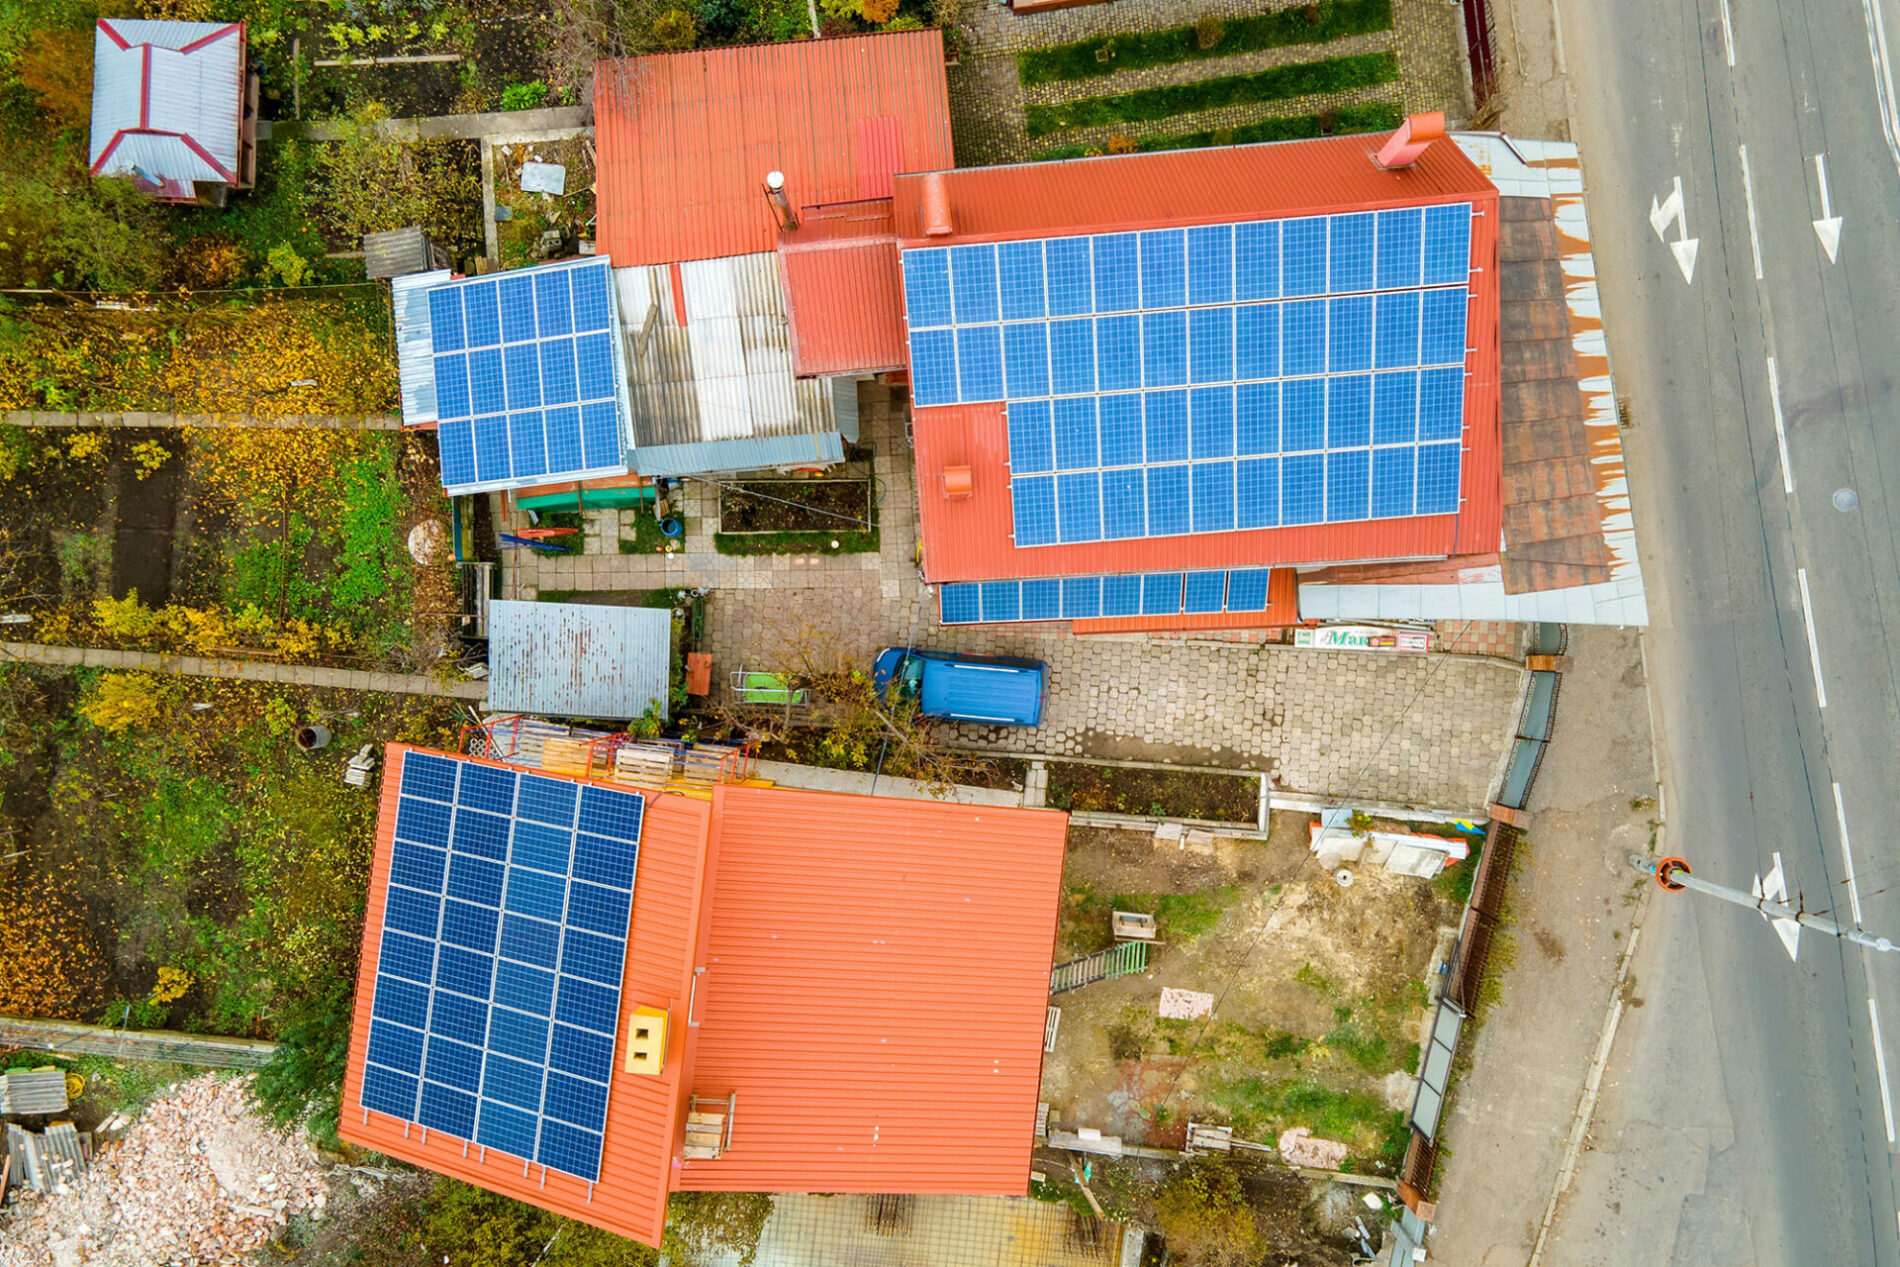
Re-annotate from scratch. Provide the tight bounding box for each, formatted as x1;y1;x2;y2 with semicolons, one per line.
486;600;672;722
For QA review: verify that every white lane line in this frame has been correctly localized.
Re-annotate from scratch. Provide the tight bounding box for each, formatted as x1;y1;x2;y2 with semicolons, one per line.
1766;356;1795;494
1799;567;1828;708
1719;0;1737;66
1872;996;1896;1144
1861;0;1900;177
1834;782;1864;925
1739;144;1765;280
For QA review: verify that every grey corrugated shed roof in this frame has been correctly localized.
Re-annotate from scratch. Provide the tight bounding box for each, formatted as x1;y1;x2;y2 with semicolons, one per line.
0;1069;68;1115
391;269;451;426
364;227;436;280
613;253;842;455
487;600;671;722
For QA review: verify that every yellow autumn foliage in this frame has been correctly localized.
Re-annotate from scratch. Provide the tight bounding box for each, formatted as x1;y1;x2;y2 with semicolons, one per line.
77;671;168;731
90;593;354;657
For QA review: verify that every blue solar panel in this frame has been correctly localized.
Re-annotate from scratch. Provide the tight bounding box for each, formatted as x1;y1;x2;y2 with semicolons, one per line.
1103;574;1141;617
1228;568;1272;610
980;580;1020;623
425;261;625;493
1062;576;1101;618
1373;445;1416;518
362;753;646;1184
1185;571;1226;613
1417;442;1462;513
1012;475;1058;546
937;584;980;625
999;240;1047;320
1329;213;1376;294
1023;578;1060;621
897;207;1471;542
1142;573;1184;616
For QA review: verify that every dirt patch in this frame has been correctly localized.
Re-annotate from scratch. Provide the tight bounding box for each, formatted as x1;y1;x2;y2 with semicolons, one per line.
1043;812;1458;1174
719;480;872;532
493;135;596;269
1047;761;1259;822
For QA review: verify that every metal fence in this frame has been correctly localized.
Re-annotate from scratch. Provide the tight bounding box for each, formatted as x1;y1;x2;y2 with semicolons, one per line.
1462;0;1499;109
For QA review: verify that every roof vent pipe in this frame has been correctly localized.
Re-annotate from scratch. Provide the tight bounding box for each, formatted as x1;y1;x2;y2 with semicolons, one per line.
921;171;954;237
763;170;798;232
1374;111;1446;169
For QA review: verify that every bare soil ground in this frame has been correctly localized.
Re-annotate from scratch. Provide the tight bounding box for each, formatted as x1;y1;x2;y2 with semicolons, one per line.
1043;812;1465;1170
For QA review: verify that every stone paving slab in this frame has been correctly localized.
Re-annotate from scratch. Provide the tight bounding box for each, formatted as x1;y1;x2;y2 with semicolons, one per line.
501;384;1525;812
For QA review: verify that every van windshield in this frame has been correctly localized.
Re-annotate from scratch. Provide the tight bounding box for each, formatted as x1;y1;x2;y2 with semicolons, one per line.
893;654;926;700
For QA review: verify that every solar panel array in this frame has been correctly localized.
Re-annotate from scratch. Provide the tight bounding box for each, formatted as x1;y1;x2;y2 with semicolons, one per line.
900;208;1472;545
939;569;1274;624
427;260;628;493
360;753;645;1184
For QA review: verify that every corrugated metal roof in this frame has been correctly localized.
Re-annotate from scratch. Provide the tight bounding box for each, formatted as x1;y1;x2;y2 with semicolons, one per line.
911;402;1470;581
487;600;672;721
338;746;706;1247
340;749;1068;1246
632;430;845;477
778;200;907;377
894;133;1503;589
90;20;243;187
364;226;436;280
614;254;841;456
391;269;450;427
674;785;1066;1195
593;32;954;267
890;132;1497;245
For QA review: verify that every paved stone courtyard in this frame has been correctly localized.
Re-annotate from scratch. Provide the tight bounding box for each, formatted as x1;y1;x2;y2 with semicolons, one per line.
500;385;1525;811
944;0;1474;165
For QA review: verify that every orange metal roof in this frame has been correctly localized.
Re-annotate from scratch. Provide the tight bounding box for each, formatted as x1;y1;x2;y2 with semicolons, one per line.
778;200;908;377
594;32;955;268
891;132;1497;244
673;784;1066;1195
340;750;1068;1244
338;746;707;1246
898;133;1503;591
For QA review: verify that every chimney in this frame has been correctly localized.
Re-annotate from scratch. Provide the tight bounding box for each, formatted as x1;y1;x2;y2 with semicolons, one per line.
1374;112;1446;169
942;465;973;499
921;171;954;237
763;170;798;232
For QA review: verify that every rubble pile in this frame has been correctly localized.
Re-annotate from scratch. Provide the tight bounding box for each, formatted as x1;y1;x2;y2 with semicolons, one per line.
1;1074;329;1267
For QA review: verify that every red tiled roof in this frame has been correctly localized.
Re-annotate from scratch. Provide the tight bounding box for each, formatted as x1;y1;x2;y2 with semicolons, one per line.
340;750;1068;1245
594;32;954;267
891;132;1498;244
673;784;1066;1194
899;133;1503;587
338;746;704;1246
778;200;907;377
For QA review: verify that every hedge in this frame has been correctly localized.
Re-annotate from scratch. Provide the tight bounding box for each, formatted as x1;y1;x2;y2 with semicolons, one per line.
712;530;880;555
1017;0;1395;87
1032;101;1404;161
1024;50;1400;137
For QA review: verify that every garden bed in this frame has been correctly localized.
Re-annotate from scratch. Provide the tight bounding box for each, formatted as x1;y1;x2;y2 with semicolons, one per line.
1046;761;1260;822
718;479;873;532
1017;0;1394;86
712;529;879;556
1035;101;1402;161
1024;50;1400;137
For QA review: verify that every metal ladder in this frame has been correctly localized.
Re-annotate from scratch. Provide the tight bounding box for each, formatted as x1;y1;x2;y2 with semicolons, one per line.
1049;941;1149;994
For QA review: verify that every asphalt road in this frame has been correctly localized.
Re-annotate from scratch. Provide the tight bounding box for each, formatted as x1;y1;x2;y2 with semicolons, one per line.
1537;0;1900;1261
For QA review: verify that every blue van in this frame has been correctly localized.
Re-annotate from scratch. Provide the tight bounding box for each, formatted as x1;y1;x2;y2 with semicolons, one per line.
871;647;1048;727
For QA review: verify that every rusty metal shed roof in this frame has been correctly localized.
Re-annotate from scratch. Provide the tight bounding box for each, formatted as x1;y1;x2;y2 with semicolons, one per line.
487;600;672;721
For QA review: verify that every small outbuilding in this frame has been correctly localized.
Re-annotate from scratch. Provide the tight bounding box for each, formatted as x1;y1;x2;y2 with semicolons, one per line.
486;600;672;722
88;19;256;205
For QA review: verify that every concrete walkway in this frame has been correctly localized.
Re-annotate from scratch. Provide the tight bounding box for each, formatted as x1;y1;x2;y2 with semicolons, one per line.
503;386;1525;812
689;1194;1123;1267
4;411;402;429
0;642;489;701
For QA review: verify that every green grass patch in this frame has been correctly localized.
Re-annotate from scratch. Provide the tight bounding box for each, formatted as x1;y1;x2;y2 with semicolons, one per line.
1018;0;1394;86
1112;886;1241;940
1208;1075;1408;1168
1024;50;1400;137
712;529;880;556
619;510;683;554
1434;835;1483;906
1034;101;1403;160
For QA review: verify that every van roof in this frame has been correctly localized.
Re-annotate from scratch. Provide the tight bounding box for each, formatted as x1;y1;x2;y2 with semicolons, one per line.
919;658;1044;725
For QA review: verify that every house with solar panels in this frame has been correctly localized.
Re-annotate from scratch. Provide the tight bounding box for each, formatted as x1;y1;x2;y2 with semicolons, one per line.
88;19;257;205
339;745;1067;1246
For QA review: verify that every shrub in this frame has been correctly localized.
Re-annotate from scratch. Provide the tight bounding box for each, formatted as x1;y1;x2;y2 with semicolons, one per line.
313;103;482;250
499;80;550;111
250;979;355;1147
266;242;311;287
862;0;901;22
1152;1157;1260;1267
652;9;698;48
1195;16;1225;50
1025;51;1400;136
78;671;169;731
17;27;97;131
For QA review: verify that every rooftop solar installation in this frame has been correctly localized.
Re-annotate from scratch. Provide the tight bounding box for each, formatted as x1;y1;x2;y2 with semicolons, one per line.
939;568;1275;624
360;752;645;1184
901;208;1473;547
426;259;630;495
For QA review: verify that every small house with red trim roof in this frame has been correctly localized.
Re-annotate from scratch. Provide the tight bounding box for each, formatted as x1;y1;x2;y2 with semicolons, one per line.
89;19;256;205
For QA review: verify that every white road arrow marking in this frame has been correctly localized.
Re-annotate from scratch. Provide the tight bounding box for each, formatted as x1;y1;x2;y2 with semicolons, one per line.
1813;153;1843;263
1752;853;1801;961
1648;176;1699;284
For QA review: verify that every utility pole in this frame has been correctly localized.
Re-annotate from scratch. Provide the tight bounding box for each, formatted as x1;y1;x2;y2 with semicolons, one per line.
1631;853;1900;961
